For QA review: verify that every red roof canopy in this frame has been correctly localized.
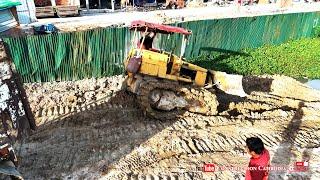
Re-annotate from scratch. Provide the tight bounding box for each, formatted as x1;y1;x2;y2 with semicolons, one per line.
130;20;192;35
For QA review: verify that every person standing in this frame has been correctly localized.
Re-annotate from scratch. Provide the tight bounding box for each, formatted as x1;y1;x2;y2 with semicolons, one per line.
245;137;270;180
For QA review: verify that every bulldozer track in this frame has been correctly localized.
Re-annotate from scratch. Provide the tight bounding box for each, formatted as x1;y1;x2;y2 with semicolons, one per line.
135;77;219;120
103;110;320;179
34;96;137;118
24;91;320;179
21;94;320;180
18;107;152;179
121;172;206;180
32;89;139;126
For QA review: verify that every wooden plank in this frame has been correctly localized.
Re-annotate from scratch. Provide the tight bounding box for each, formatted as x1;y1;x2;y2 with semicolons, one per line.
36;6;55;18
56;5;79;10
56;6;80;17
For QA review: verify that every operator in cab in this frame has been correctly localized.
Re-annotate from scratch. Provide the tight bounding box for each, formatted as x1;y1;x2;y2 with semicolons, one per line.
138;32;156;51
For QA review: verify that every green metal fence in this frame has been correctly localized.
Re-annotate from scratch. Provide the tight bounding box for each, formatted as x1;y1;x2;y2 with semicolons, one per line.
158;12;320;57
5;28;130;82
3;11;320;83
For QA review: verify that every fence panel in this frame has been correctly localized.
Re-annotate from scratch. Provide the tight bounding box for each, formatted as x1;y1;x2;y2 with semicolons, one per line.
4;11;320;82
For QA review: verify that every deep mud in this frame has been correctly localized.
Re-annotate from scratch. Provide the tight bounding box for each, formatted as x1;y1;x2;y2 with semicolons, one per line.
15;74;320;179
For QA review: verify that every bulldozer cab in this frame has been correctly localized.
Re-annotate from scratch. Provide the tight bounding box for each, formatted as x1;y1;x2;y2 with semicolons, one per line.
129;20;191;52
125;20;208;87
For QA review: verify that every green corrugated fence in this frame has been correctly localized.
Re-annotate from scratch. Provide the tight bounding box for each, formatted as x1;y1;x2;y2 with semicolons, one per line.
158;12;320;57
3;11;320;83
4;28;130;82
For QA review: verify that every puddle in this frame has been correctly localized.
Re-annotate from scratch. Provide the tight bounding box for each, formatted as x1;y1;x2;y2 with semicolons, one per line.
306;80;320;90
296;78;320;90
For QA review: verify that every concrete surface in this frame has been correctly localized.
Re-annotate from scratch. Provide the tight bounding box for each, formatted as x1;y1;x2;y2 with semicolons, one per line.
31;2;320;31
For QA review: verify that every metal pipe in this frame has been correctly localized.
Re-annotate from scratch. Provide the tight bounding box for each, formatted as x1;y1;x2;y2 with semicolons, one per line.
86;0;89;11
130;28;137;48
50;0;56;6
137;27;148;56
111;0;115;11
180;35;187;59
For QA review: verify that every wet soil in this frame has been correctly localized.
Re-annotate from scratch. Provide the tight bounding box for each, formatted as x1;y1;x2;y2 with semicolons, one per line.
15;74;320;179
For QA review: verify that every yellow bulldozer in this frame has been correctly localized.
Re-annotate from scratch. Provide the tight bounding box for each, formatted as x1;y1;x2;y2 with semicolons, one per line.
124;21;246;119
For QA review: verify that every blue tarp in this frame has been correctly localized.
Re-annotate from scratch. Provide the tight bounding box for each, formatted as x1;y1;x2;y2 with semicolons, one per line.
0;0;21;10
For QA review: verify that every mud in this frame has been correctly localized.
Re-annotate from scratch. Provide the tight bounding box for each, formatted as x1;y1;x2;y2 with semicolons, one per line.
15;74;320;179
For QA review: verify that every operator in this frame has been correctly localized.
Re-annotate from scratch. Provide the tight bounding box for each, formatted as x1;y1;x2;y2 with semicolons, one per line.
245;137;270;180
138;32;156;50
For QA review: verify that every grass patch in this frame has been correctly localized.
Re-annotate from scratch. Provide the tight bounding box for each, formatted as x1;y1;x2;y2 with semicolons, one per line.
189;38;320;79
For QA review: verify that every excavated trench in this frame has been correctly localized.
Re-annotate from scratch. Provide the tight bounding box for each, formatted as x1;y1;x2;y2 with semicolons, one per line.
13;74;320;179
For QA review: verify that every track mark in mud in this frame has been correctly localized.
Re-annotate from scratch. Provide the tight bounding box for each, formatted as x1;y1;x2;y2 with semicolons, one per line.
19;74;320;179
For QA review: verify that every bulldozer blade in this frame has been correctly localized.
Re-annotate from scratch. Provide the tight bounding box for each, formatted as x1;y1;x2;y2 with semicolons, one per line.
0;161;23;179
210;70;247;97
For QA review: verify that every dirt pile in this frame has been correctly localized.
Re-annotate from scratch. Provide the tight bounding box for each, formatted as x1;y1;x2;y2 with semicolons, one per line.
24;75;125;125
15;74;320;179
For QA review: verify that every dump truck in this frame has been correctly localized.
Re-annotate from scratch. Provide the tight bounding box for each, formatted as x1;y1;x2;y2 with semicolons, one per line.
124;20;246;119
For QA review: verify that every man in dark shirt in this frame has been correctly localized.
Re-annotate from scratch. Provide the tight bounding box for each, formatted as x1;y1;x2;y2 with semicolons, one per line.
245;137;270;180
138;32;156;50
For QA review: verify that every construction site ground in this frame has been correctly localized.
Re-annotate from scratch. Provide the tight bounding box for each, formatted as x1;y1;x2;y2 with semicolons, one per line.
14;74;320;179
31;3;320;32
12;2;320;179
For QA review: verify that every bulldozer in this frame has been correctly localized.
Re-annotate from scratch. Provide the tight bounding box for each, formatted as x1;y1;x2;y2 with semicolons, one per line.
124;20;246;119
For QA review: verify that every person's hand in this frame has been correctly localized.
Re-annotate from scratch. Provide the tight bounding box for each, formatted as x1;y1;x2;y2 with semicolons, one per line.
149;32;156;38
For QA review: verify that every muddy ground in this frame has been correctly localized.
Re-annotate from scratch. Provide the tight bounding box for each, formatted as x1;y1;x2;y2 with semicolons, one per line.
15;74;320;179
